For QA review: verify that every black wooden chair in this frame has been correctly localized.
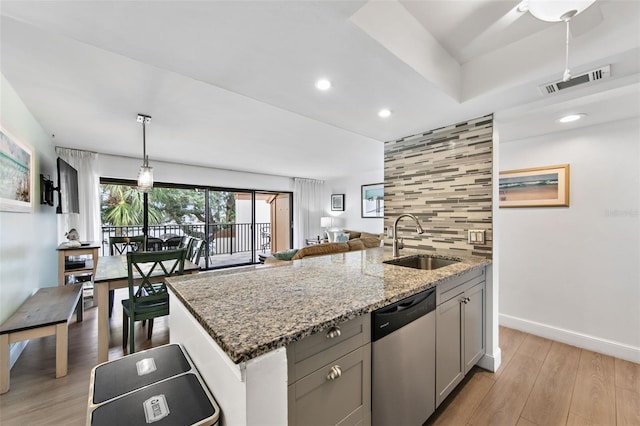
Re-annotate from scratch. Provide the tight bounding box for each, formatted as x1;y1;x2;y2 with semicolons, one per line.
108;236;146;317
109;235;146;255
122;248;187;353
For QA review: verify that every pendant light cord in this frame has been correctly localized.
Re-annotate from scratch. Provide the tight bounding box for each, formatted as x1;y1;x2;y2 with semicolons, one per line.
563;18;571;81
142;119;147;167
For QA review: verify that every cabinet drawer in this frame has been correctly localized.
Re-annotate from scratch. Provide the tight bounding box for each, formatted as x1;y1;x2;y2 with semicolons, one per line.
288;344;371;426
436;268;484;305
288;314;370;382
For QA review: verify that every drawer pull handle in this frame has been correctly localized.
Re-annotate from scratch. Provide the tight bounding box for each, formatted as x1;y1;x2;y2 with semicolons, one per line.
326;365;342;381
326;326;341;339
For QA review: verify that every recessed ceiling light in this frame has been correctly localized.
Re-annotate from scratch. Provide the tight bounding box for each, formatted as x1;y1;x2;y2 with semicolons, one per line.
315;79;331;91
558;113;586;123
378;109;392;118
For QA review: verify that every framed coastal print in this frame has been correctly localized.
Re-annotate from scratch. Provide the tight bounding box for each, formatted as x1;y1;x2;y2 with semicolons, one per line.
0;127;34;212
499;164;570;208
331;193;344;211
361;183;384;218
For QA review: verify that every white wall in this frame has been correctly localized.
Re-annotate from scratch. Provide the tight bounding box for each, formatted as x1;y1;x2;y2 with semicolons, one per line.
323;168;384;235
0;74;58;365
99;154;294;193
498;117;640;362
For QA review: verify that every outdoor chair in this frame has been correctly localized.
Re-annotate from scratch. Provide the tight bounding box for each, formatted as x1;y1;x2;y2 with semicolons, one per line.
188;238;205;267
146;237;164;251
179;235;192;249
164;236;182;250
122;248;187;353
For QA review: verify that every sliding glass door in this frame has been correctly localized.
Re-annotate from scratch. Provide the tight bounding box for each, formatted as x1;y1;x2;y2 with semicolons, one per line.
207;190;253;268
100;179;292;270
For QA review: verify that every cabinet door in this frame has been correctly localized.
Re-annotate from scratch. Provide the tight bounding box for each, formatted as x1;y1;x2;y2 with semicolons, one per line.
436;292;464;408
288;344;371;426
464;282;485;374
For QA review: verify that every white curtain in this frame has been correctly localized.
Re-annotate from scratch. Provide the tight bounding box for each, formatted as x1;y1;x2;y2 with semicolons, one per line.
293;178;324;248
56;147;101;244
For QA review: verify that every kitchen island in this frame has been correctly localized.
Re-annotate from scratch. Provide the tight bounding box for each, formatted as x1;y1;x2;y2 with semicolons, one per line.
166;247;496;426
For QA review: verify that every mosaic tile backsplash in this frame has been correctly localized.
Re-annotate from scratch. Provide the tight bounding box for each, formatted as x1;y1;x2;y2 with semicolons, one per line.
384;114;493;258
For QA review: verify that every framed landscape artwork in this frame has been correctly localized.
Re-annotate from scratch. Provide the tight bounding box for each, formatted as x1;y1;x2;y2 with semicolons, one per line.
361;183;384;218
331;193;344;211
0;127;34;212
499;164;570;208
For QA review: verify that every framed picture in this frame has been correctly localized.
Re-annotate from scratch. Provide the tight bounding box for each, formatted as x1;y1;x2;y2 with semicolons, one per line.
0;126;34;212
331;193;344;211
499;164;570;208
361;183;384;218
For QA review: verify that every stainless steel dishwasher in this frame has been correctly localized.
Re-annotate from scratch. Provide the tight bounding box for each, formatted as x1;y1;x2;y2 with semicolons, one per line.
372;288;436;426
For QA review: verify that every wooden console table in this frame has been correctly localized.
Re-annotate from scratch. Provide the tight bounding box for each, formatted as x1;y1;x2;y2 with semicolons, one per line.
57;242;100;286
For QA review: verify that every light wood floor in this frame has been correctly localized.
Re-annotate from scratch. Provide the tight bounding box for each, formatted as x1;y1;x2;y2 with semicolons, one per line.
429;327;640;426
0;295;638;426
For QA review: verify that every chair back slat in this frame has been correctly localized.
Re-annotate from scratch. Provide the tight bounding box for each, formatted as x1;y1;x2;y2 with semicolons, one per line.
110;235;146;255
189;238;205;266
126;249;187;302
179;236;193;250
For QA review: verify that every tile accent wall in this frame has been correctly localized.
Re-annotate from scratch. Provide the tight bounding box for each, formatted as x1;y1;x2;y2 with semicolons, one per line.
384;114;493;258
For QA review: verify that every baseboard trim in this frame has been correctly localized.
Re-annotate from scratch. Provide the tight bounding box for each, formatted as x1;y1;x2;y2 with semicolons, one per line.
9;340;28;369
477;347;501;372
500;313;640;363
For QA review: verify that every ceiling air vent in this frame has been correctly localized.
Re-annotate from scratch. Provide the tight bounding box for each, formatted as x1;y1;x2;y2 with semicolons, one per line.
538;65;611;95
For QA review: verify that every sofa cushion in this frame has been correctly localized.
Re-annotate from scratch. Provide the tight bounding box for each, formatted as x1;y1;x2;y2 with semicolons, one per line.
347;239;365;251
343;230;361;239
292;242;349;260
360;236;382;248
360;232;380;240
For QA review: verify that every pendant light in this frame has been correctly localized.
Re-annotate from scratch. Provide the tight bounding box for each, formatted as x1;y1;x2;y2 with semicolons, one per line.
136;113;153;192
528;0;597;82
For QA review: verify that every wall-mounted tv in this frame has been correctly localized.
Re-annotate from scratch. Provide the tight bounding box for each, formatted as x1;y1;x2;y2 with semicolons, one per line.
56;157;79;214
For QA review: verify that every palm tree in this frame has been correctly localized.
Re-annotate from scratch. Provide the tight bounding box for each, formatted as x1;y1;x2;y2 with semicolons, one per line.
101;185;161;233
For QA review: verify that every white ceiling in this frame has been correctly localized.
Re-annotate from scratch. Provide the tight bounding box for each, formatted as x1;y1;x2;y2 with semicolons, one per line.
1;0;639;180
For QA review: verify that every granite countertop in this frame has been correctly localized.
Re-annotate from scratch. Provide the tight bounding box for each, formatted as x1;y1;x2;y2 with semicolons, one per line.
166;247;491;364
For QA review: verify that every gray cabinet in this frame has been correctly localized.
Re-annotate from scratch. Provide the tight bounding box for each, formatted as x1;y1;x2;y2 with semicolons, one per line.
464;280;485;374
436;290;464;407
287;314;371;426
435;268;486;408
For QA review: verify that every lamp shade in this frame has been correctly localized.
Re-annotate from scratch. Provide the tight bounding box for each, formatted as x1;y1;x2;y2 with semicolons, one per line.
528;0;597;22
137;165;154;193
320;217;332;228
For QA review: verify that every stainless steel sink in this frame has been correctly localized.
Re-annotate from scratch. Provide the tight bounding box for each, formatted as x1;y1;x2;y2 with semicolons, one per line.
383;255;460;270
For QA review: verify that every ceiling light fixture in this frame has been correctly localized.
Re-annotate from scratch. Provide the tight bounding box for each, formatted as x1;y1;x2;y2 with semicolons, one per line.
136;113;153;192
516;1;529;13
378;108;391;118
315;79;331;91
558;113;586;123
528;0;597;82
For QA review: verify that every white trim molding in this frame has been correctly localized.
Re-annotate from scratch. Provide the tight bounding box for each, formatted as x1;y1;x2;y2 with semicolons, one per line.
500;313;640;364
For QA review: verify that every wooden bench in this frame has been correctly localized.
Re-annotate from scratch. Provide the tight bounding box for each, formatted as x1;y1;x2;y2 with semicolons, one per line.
0;284;83;394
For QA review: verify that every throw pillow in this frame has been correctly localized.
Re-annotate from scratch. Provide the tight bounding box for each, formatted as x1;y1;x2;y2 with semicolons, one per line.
273;248;299;261
326;230;344;243
335;232;349;243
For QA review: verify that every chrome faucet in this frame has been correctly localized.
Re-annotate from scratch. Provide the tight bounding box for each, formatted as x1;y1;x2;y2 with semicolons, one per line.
392;213;425;257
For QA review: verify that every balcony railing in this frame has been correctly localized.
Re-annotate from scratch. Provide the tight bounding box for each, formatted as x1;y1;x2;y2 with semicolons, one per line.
100;223;271;265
